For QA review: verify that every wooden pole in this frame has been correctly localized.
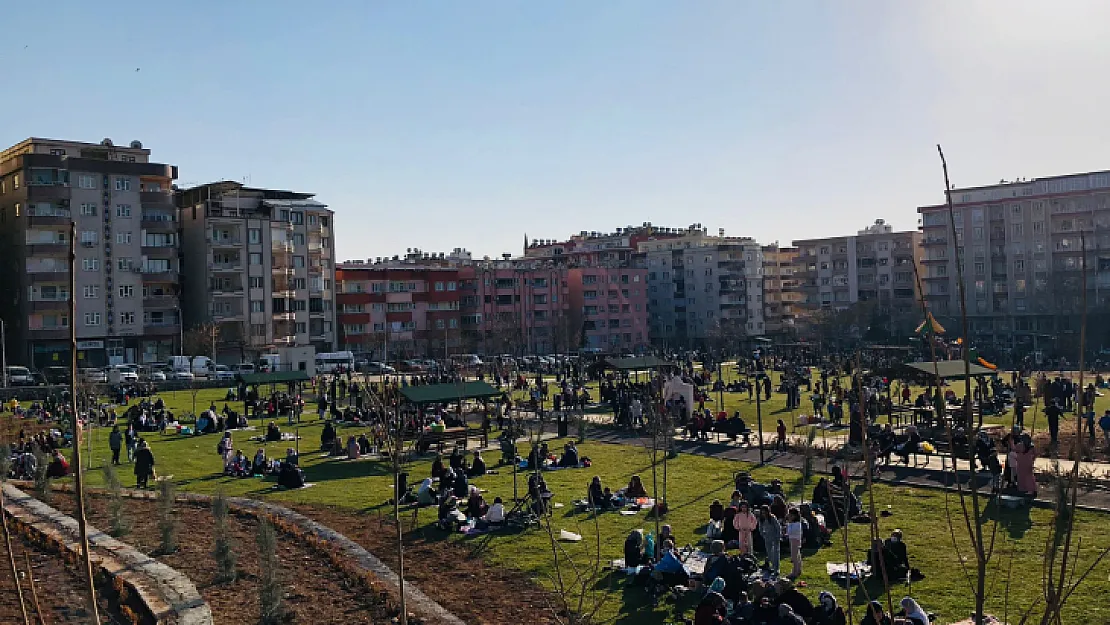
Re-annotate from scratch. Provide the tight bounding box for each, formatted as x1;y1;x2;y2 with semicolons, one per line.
1;486;30;625
69;222;100;623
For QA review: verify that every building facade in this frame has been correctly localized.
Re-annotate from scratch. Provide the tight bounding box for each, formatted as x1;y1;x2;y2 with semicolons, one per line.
0;137;179;368
638;228;766;347
177;182;336;363
792;220;922;337
335;262;462;360
762;244;801;336
918;170;1110;351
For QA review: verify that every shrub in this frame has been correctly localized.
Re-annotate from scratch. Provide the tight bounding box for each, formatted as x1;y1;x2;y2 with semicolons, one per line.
256;518;284;624
33;450;50;503
0;443;11;481
157;478;177;554
102;463;129;537
211;490;236;583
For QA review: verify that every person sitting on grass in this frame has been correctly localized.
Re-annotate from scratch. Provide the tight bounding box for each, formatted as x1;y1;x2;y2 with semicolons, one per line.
860;600;893;625
693;590;728;625
465;486;488;519
452;468;470;499
559;441;580;467
277;458;306;489
467;450;487;477
624;529;645;567
226;449;251;477
709;499;724;523
812;591;847;625
320;420;337;451
624;474;648;498
481;496;505;527
588;476;607;508
896;597;930;625
417;478;438;506
799;504;827;548
437;495;467;531
431;454;447;480
346;435;361;460
285;447;299;466
449;446;467;471
869;529;911;581
46;449;70;478
266;421;282;442
251;449;268;475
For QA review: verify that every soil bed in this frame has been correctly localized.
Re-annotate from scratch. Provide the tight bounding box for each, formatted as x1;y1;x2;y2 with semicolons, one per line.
84;494;393;624
0;519;108;623
291;503;559;625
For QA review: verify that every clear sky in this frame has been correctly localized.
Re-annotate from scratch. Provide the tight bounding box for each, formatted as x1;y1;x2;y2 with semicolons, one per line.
3;1;1109;261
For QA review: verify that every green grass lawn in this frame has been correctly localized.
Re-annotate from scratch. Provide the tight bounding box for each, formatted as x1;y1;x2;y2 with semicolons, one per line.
40;386;1110;625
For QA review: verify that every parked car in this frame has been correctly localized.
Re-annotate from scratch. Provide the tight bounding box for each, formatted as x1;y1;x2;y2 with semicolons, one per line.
212;365;235;381
5;366;34;386
235;363;256;375
109;365;139;383
43;366;71;385
398;360;426;372
80;368;108;384
169;370;195;381
362;361;396;375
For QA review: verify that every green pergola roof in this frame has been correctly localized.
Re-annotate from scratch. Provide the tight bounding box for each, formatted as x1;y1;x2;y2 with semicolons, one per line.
400;381;501;405
905;360;994;379
238;371;310;385
604;356;672;371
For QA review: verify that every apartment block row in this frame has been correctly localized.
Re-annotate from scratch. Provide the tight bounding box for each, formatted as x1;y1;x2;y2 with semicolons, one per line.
335;253;649;358
0;137;337;368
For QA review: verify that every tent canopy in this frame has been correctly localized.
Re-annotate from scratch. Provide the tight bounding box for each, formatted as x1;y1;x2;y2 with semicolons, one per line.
400;381;501;405
238;371;310;385
604;356;672;371
904;360;994;379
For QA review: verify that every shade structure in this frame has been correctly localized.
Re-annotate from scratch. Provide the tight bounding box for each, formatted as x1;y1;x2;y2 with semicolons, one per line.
399;381;502;405
904;360;994;379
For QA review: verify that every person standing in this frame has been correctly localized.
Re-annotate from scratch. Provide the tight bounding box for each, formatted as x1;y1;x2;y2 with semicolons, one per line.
108;426;122;465
1045;399;1062;445
134;440;155;489
757;505;781;572
125;423;137;463
786;508;804;580
733;502;758;555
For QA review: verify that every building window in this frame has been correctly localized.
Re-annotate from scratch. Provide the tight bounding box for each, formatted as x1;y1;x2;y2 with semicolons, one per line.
293;256;305;268
292;299;307;311
293;233;305;245
80;231;99;245
114;177;131;191
295;322;307;333
435;281;445;291
115;204;132;218
120;155;136;163
82;258;100;271
78;175;96;189
447;281;457;291
115;232;132;244
80;203;98;216
120;312;135;324
12;175;19;190
249;253;262;265
249;277;264;288
290;211;304;225
82;285;99;298
293;278;306;290
250;301;264;313
118;285;134;297
84;312;101;326
248;228;261;244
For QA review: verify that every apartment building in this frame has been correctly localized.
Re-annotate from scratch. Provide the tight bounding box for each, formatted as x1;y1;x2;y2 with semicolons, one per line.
917;170;1110;348
565;266;650;353
457;261;573;355
792;220;922;335
0;137;179;368
638;227;766;347
335;262;462;359
523;223;684;267
177;182;336;363
762;244;801;336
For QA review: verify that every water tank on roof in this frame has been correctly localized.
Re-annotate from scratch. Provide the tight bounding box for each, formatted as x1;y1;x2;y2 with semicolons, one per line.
129;140;142;149
101;138;113;146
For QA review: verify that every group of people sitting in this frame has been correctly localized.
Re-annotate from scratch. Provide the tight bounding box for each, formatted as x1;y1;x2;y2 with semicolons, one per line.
215;430;306;488
584;473;651;510
524;441;586;470
195;403;248;434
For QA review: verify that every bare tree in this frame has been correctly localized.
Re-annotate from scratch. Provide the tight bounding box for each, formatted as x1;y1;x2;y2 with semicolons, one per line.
183;321;221;359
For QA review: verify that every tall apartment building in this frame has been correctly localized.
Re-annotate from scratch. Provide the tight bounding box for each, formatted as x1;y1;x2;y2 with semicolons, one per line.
638;227;766;347
458;261;572;356
523;223;684;267
917;170;1110;348
762;244;801;336
792;220;922;335
0;137;179;368
177;182;337;363
335;262;462;360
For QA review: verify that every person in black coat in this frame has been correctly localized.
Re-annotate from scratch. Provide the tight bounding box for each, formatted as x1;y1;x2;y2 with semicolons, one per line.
467;451;487;477
134;440;155;488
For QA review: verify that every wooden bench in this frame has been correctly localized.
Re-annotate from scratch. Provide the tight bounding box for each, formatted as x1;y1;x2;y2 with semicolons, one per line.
412;427;470;454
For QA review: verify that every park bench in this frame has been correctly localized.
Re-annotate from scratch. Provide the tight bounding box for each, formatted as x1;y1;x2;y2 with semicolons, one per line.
412;427;470;454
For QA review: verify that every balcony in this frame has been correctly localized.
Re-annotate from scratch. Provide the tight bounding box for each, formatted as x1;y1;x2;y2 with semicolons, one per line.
272;241;294;254
210;236;242;249
921;237;948;246
29;299;68;312
272;312;295;322
272;289;295;299
26;242;68;255
141;215;177;232
28;327;70;340
141;269;178;282
27;207;71;226
143;295;177;308
209;262;243;272
143;323;181;337
209;284;245;297
139;191;173;207
141;244;176;257
28;270;69;283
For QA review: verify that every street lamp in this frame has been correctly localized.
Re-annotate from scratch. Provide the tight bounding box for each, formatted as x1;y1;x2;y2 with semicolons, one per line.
754;370;766;464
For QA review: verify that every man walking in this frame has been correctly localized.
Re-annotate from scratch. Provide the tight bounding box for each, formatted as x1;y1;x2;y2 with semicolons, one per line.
109;425;123;465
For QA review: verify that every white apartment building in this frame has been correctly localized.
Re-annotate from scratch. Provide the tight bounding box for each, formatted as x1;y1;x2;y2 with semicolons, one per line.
638;227;766;347
178;182;337;363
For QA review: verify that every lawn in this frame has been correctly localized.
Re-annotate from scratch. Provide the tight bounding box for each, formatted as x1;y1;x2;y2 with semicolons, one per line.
38;385;1110;624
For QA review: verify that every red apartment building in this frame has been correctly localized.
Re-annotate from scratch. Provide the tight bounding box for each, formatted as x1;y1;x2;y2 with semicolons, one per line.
335;262;461;360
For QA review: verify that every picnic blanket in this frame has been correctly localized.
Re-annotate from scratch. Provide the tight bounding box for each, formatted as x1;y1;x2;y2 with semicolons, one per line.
249;433;300;443
826;561;872;585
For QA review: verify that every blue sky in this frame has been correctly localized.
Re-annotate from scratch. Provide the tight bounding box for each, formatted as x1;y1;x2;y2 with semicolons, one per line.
4;1;1110;261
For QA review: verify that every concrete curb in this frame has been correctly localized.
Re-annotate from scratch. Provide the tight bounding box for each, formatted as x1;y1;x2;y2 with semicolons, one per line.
58;484;466;625
2;483;213;625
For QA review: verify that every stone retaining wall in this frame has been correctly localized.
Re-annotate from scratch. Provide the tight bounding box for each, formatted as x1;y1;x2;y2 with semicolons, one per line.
2;483;213;625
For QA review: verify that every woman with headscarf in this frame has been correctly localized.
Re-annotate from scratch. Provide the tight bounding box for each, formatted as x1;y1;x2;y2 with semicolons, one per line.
897;597;929;625
722;504;739;545
734;501;758;555
860;600;892;625
1015;438;1038;496
758;504;782;572
417;478;437;506
776;603;805;625
693;590;728;625
624;529;645;567
812;591;846;625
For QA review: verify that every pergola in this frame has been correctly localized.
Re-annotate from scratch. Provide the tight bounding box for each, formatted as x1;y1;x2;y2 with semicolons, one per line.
399;381;502;405
904;360;994;379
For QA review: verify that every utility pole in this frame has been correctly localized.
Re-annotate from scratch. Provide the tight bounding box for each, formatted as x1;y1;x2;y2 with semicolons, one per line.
69;221;100;624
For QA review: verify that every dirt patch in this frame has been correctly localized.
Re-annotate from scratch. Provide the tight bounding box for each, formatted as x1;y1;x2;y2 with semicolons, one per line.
290;503;559;625
84;495;393;624
0;522;105;623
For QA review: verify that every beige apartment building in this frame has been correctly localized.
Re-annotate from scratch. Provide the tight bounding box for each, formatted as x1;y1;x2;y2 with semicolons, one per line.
761;244;801;336
177;182;337;363
0;137;179;368
792;220;922;337
918;170;1110;351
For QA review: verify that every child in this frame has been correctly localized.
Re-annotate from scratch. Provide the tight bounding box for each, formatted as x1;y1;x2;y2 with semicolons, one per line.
776;420;788;451
786;508;804;580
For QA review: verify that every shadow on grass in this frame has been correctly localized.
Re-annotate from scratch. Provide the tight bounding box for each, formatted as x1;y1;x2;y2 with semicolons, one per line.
981;497;1033;539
